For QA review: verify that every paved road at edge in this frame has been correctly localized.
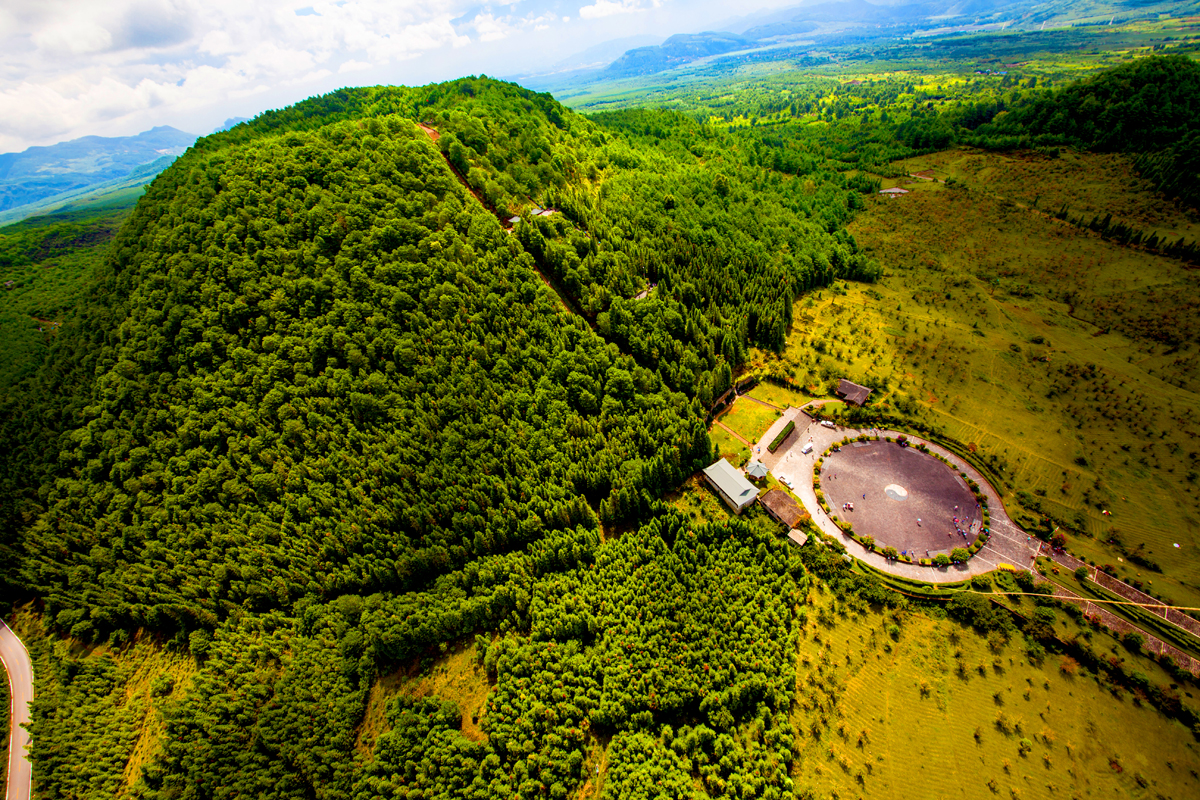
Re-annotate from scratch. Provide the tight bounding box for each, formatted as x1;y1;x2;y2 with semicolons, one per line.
0;619;32;800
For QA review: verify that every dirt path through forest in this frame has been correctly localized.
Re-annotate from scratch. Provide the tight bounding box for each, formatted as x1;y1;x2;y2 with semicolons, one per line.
415;122;586;320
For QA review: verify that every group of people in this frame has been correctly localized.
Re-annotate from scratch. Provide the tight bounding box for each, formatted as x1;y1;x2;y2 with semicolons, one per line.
842;501;855;512
951;515;971;539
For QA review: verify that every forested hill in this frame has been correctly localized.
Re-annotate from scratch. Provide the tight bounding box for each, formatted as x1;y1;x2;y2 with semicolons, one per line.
4;76;875;637
0;76;888;799
908;54;1200;208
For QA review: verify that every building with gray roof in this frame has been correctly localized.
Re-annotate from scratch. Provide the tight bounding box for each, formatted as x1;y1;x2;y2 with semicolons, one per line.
702;458;758;514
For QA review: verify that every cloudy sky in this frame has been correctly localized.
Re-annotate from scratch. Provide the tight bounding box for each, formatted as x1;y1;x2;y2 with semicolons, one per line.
0;0;800;153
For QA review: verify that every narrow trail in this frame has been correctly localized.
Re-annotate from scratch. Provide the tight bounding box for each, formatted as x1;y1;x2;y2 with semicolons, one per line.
1038;543;1200;641
739;394;782;411
415;122;587;321
1;619;33;800
714;420;750;446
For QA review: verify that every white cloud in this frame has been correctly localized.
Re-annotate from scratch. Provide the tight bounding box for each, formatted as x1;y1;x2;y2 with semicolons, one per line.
578;0;657;20
0;0;499;151
470;12;517;42
0;0;770;153
32;19;113;55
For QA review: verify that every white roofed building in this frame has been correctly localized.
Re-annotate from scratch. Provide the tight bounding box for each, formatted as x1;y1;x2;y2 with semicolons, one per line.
702;458;758;514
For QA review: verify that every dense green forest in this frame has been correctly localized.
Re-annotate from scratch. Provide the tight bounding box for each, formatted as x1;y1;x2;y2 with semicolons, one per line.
0;74;876;797
3;47;1200;800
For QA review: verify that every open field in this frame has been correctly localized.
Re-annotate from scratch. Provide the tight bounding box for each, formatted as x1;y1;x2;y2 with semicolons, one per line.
758;147;1200;610
716;396;785;444
746;381;811;410
895;148;1200;248
357;640;492;756
791;584;1200;800
710;424;751;466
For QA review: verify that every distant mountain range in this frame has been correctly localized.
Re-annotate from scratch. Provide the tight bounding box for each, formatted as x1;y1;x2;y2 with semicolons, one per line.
523;0;1184;87
602;32;765;78
0;126;197;216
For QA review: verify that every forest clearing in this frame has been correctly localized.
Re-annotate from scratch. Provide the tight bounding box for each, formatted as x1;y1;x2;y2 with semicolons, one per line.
789;583;1200;800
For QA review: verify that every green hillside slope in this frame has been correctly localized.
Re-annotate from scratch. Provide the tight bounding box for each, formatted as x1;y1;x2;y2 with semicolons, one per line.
5;60;1200;800
15;83;714;636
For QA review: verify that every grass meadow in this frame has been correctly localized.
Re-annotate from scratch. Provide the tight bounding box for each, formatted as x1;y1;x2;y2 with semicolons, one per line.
791;584;1200;800
357;639;492;756
746;381;812;410
710;424;752;466
756;148;1200;610
717;397;785;444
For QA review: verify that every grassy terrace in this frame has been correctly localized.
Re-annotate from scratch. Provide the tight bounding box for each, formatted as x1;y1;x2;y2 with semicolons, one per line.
715;396;785;444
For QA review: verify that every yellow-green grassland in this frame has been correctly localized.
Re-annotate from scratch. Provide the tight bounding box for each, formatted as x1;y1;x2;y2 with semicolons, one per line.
757;148;1200;609
791;583;1200;800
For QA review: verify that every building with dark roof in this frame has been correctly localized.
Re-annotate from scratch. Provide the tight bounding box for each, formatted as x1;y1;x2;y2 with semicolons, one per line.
836;379;872;407
761;489;808;528
702;458;758;514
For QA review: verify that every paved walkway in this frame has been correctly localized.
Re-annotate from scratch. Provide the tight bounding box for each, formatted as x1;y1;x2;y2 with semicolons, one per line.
1;618;33;800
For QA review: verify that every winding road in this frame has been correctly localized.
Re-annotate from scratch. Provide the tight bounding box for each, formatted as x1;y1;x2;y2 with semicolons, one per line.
0;619;32;800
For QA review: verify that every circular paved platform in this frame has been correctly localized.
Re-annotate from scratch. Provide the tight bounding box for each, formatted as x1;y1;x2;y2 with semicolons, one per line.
819;440;981;557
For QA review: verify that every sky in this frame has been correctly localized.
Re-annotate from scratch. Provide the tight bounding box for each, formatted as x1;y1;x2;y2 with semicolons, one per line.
0;0;801;153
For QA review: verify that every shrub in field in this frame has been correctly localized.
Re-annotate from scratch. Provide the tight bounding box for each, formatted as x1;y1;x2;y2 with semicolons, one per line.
934;554;951;567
